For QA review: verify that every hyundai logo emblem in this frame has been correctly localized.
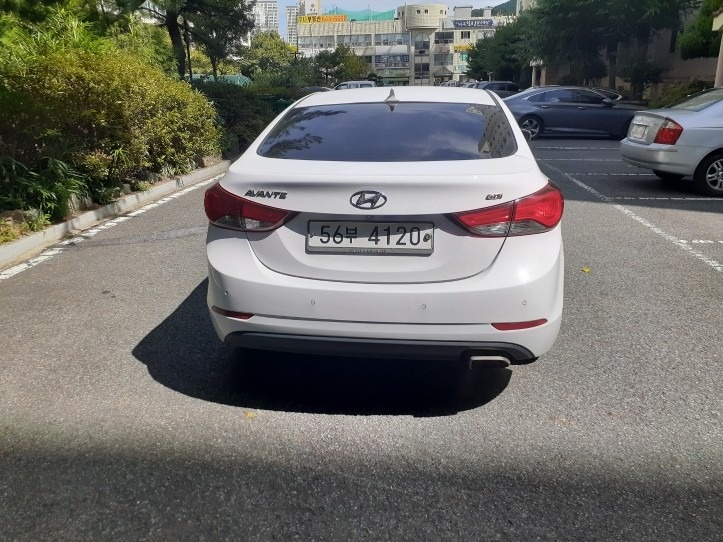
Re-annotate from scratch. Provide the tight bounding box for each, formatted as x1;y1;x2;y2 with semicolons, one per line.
350;190;387;210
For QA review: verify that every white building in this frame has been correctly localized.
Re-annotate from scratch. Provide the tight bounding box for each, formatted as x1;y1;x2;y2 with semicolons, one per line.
300;0;322;16
251;0;279;35
295;4;509;85
286;4;300;45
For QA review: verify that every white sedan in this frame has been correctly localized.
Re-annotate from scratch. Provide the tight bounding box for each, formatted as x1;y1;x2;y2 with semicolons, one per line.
204;87;564;368
620;87;723;197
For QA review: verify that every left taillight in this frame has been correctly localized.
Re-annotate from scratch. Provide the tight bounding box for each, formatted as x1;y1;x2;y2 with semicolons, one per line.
451;182;564;237
204;183;294;231
653;119;683;145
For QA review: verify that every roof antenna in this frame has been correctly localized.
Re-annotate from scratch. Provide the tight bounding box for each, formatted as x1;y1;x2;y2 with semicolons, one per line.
385;88;399;111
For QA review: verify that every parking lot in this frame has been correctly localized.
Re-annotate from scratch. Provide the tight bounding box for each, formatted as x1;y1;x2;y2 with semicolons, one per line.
0;139;720;540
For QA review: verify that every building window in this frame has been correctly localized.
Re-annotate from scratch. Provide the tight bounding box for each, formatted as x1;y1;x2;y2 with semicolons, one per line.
414;34;430;51
461;31;470;39
434;54;453;66
424;9;428;13
416;9;420;14
375;33;410;46
434;31;453;44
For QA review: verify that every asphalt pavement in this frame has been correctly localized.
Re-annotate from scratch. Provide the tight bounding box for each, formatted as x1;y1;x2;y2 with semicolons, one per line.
0;139;721;541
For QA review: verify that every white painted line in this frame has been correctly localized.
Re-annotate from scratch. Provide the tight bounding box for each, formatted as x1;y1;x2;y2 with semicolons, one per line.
539;158;623;162
535;146;619;150
565;173;651;176
0;175;221;281
611;197;718;201
543;163;723;274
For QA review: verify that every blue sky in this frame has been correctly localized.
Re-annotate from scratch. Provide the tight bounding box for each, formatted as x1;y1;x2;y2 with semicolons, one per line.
278;0;510;38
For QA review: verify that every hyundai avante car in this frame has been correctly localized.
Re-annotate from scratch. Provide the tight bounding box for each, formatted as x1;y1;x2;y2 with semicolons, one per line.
204;87;564;367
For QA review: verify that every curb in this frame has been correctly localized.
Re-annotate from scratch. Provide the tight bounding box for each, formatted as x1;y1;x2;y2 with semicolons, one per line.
0;160;230;272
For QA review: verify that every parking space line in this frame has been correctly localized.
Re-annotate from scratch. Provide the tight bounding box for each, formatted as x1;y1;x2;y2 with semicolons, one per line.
534;146;619;150
563;173;650;176
539;158;622;162
0;175;222;281
542;163;723;274
611;197;719;201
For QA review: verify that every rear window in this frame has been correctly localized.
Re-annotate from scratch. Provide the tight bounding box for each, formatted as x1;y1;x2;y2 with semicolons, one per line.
665;88;723;111
257;102;517;161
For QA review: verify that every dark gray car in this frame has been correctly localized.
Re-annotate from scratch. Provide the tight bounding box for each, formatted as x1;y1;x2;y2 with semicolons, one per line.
471;81;522;98
504;86;640;139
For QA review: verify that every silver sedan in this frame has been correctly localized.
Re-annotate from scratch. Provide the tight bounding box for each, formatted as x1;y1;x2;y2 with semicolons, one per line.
620;87;723;197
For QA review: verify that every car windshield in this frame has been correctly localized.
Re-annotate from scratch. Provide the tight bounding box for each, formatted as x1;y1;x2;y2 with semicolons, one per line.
664;88;723;111
257;102;517;161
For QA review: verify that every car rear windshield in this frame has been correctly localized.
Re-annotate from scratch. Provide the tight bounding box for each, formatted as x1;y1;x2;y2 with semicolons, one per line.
257;102;517;161
665;88;723;111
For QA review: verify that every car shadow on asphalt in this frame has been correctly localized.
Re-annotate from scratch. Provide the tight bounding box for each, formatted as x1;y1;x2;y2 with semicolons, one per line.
132;280;511;417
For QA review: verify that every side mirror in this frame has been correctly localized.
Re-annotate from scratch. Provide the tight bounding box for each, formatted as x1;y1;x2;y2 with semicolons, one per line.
602;98;615;107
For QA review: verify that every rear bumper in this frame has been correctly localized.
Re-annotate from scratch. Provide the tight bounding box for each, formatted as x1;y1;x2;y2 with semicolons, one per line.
206;225;564;359
225;332;536;363
620;138;699;175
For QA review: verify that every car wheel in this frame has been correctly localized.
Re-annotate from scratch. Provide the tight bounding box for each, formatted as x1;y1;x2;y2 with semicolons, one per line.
519;116;543;140
653;170;685;183
693;152;723;197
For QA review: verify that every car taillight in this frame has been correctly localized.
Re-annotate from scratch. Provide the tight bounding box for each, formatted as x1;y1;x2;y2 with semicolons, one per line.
653;119;683;145
451;182;563;237
204;183;294;231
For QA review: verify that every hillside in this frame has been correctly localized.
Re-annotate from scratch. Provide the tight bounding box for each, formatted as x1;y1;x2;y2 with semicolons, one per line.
471;0;517;17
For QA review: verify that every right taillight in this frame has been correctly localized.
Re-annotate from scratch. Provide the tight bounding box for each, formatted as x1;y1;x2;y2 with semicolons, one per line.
653;119;683;145
451;182;563;237
204;183;294;231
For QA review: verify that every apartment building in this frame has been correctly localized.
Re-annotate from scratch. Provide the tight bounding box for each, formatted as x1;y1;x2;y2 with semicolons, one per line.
251;0;279;35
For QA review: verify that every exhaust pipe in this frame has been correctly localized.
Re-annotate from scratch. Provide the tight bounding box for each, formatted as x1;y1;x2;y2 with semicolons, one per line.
466;355;511;369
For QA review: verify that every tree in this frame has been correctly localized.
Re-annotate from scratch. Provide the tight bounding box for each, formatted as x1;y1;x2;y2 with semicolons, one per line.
183;0;250;81
679;0;723;59
238;31;293;78
105;0;253;80
311;46;368;86
523;0;700;93
466;17;530;83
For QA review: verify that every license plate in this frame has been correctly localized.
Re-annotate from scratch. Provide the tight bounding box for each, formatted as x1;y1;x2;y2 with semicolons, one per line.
307;221;434;255
630;123;647;139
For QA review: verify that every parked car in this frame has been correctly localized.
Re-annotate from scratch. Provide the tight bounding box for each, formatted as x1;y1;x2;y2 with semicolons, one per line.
470;81;522;98
334;80;376;89
295;86;333;97
504;86;641;140
204;87;564;367
591;87;624;101
620;87;723;197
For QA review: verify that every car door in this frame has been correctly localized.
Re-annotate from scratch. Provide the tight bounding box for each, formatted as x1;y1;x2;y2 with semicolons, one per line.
526;89;579;133
565;89;617;135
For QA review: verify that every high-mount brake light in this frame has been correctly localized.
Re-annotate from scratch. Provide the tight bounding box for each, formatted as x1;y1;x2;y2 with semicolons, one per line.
653;119;683;145
204;183;294;231
451;182;563;237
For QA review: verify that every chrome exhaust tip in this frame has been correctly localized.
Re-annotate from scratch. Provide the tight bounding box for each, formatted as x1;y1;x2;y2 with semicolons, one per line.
467;355;511;370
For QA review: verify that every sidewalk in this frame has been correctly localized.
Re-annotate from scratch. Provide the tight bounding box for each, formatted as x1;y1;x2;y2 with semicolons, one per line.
0;161;230;272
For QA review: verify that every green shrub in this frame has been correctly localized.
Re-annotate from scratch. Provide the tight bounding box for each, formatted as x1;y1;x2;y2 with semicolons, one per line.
0;155;87;221
192;81;279;157
0;10;221;205
648;80;714;108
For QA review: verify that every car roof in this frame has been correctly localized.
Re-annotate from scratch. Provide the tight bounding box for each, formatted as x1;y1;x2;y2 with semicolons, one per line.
510;85;607;97
297;86;499;107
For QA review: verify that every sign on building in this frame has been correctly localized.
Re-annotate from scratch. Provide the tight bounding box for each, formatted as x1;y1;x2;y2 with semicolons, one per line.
453;19;495;28
298;15;348;23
